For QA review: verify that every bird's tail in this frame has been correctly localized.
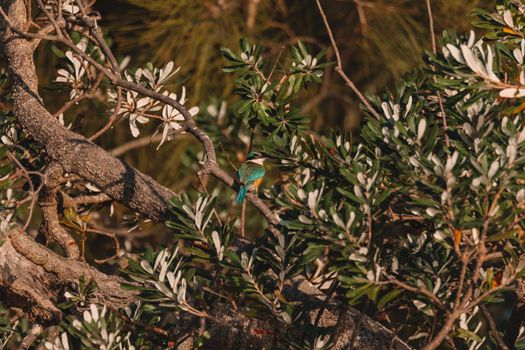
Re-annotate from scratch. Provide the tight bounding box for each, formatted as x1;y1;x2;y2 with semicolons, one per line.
236;186;247;204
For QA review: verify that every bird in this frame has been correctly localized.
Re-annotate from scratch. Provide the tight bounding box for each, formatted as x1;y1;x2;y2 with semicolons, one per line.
236;151;267;204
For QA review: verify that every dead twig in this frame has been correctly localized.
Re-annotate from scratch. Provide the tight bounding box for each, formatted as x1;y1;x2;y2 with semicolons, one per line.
479;305;510;350
7;150;44;231
86;227;121;264
314;0;381;121
425;0;450;147
19;323;43;350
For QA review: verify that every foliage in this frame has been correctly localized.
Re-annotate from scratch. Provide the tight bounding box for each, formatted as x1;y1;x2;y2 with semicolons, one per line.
221;38;328;135
113;1;525;348
6;0;525;349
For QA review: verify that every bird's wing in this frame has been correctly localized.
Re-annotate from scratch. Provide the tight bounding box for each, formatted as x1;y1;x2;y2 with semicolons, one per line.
237;165;247;184
245;166;265;182
238;164;265;184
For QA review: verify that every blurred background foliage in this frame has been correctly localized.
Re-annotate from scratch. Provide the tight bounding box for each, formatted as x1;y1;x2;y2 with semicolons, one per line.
98;0;495;130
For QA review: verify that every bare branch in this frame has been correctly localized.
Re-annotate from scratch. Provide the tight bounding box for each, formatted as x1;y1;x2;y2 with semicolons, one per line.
383;277;444;310
88;86;122;141
73;0;120;74
425;0;437;54
110;132;190;157
314;0;381;121
480;305;510;350
424;0;450;147
40;163;80;259
0;6;58;43
52;71;105;118
19;323;43;350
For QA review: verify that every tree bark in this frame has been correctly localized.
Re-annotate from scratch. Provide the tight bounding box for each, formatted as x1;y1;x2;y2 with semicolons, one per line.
0;229;136;323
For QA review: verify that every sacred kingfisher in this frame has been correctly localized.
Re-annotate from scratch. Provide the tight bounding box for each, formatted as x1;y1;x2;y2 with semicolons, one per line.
236;152;267;204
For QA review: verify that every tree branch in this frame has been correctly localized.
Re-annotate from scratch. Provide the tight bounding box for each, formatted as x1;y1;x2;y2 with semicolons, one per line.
0;229;136;322
480;305;509;350
40;163;80;259
314;0;381;121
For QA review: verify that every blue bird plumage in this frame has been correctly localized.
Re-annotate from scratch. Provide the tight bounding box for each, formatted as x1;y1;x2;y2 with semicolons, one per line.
236;152;266;204
236;185;248;204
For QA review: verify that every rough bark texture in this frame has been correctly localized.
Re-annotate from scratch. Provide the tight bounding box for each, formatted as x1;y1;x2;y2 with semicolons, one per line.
0;1;415;348
0;229;136;323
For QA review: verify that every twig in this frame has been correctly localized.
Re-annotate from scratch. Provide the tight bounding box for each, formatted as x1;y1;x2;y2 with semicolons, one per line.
88;87;122;141
19;323;43;350
315;0;381;121
425;0;450;147
73;0;120;74
383;276;444;310
479;305;510;350
34;0;64;39
425;0;437;54
86;227;120;264
7;151;43;231
53;71;104;118
241;200;247;238
117;310;172;339
421;311;459;350
267;46;284;82
354;0;368;36
218;142;238;171
0;7;58;43
465;278;515;312
196;172;223;225
110;130;189;156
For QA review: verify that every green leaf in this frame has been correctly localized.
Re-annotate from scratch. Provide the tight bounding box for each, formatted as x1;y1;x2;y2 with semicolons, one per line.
377;289;403;310
51;45;65;58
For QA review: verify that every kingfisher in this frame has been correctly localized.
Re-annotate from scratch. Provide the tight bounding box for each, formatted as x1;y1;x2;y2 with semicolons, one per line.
236;152;267;204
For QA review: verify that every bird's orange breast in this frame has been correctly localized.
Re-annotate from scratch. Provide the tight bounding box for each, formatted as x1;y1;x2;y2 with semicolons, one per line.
250;178;263;190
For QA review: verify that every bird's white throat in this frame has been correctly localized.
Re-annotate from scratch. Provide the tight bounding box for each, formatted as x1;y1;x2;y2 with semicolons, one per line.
247;158;266;165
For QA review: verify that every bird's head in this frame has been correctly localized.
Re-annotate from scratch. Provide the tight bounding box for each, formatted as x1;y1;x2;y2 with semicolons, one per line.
246;151;268;165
